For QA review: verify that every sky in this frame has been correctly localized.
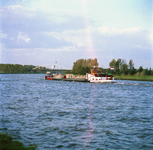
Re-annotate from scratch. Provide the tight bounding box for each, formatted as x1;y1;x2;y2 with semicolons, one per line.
0;0;153;69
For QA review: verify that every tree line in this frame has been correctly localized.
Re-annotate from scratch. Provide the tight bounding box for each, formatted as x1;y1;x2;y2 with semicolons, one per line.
109;58;153;76
0;64;36;73
67;58;153;76
1;59;153;76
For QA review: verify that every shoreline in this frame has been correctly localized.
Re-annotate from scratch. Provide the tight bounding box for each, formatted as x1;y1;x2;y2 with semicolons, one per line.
115;77;153;82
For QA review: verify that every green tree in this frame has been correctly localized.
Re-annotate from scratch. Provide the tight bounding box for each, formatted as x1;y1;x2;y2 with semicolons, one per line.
72;58;98;75
109;59;116;69
128;59;135;75
77;66;90;75
138;66;143;73
109;59;116;74
145;68;152;75
120;60;128;75
116;58;122;75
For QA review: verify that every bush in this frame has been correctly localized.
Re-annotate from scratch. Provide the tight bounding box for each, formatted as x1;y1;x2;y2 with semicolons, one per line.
0;132;37;150
134;72;140;76
139;70;145;77
134;70;145;77
121;73;126;76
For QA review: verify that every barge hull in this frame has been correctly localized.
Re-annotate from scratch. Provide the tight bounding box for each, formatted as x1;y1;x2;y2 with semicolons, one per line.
45;77;89;82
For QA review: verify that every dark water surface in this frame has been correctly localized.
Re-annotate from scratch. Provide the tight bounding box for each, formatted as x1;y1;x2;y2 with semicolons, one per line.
0;74;153;150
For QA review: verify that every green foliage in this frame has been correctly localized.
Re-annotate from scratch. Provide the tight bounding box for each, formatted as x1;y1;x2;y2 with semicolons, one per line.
134;72;140;76
138;66;143;72
76;66;90;75
109;58;152;76
109;58;129;75
139;70;145;76
121;73;126;76
115;58;122;75
109;59;116;69
145;68;152;75
0;64;36;73
128;59;136;75
120;63;128;75
0;132;37;150
134;70;145;77
66;70;72;74
72;58;98;75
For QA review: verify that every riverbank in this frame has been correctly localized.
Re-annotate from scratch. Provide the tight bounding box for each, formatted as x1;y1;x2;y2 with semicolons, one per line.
114;76;153;81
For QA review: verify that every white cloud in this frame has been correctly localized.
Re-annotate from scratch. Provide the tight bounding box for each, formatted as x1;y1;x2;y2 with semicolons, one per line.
48;27;149;50
0;30;7;39
98;27;143;35
49;30;87;47
17;32;30;43
150;29;153;42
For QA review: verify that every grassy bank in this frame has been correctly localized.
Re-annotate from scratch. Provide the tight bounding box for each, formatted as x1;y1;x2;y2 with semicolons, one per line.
114;75;153;81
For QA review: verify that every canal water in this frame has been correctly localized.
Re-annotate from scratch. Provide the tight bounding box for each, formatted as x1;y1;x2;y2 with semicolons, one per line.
0;74;153;150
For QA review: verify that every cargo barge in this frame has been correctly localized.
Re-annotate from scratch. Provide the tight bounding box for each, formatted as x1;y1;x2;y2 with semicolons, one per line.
45;68;117;83
45;73;88;82
45;76;88;82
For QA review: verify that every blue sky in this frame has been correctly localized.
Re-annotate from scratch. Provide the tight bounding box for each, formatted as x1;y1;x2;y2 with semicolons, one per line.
0;0;153;69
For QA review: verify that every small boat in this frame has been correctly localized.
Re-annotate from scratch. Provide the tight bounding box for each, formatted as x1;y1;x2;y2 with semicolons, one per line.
86;68;117;83
45;71;55;80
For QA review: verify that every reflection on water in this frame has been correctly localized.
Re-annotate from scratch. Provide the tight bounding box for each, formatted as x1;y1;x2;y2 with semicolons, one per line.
83;87;95;149
0;74;153;149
